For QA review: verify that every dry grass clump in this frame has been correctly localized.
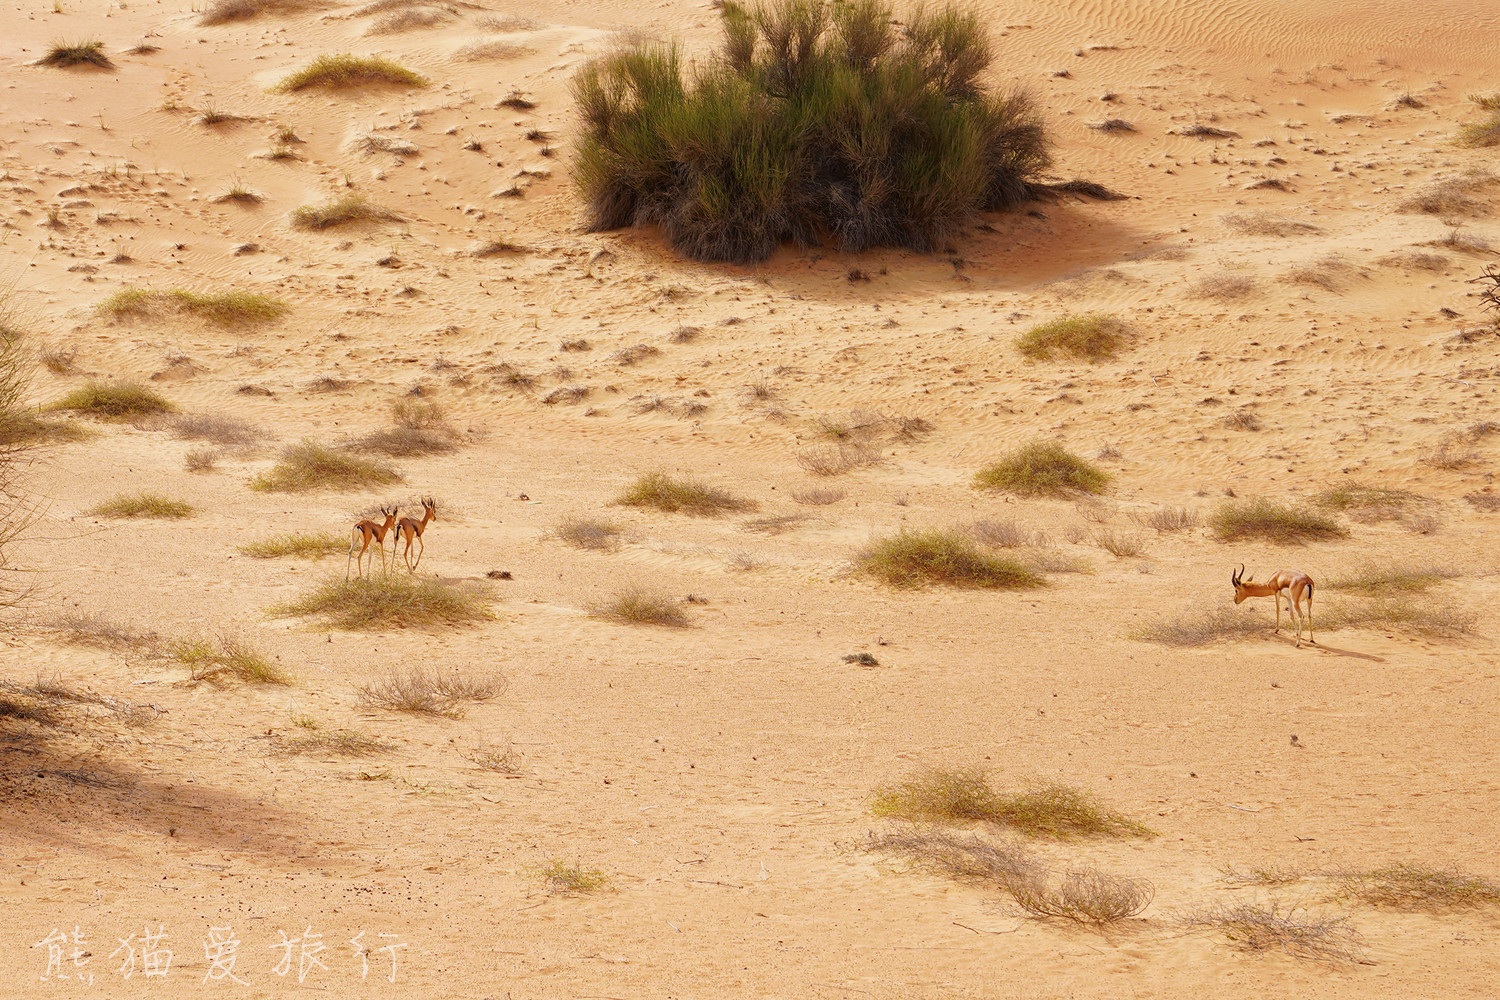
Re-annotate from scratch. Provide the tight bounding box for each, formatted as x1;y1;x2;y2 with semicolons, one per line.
290;194;403;230
1188;272;1257;299
455;39;536;61
251;440;401;492
858;529;1044;590
617;471;754;515
1312;482;1425;520
868;829;1153;925
1016;313;1131;362
367;6;452;33
101;288;288;326
1334;863;1500;911
556;516;622;551
238;531;346;560
168;412;259;446
1223;407;1262;431
1397;170;1498;216
1326;564;1458;594
50;381;172;420
1181;902;1363;963
1319;598;1476;638
1283;255;1359;291
1421;433;1478;470
1220;212;1320;237
274;53;427;92
87;492;194;519
967;517;1045;548
1456;110;1500;148
792;487;845;506
975;441;1108;497
871;767;1152;838
1132;606;1266;646
797;439;881;476
1466;493;1500;511
274;575;493;630
45;612;161;652
1209;498;1348;544
171;633;289;685
40;41;113;69
530;859;610;894
1134;506;1199;532
39;345;78;375
274;729;393;757
356;666;506;717
1094;529;1147;558
355;400;458;456
591;587;690;628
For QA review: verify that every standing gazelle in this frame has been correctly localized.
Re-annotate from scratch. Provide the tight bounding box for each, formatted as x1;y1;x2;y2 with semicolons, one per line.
395;497;436;573
1232;563;1315;647
347;504;398;580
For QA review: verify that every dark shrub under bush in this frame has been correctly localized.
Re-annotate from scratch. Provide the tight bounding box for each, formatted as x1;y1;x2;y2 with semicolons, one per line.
572;0;1050;263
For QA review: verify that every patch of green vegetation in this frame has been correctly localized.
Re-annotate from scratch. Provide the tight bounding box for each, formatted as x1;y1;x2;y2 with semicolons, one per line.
101;288;288;326
1017;314;1130;362
617;471;754;515
40;40;112;69
1209;498;1348;544
289;194;403;230
1334;863;1500;911
528;859;610;893
171;634;289;684
857;528;1044;589
271;575;494;630
50;381;172;420
871;767;1153;838
274;53;427;92
250;440;402;492
237;531;347;560
591;587;689;627
975;440;1108;497
87;492;194;519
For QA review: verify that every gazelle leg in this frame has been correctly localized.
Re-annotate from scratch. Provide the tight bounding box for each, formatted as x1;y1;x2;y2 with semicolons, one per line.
411;534;425;572
1274;594;1281;634
347;529;365;581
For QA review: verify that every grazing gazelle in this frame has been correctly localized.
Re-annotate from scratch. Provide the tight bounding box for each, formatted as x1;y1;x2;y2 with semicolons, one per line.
1232;563;1315;647
395;497;437;573
347;504;398;580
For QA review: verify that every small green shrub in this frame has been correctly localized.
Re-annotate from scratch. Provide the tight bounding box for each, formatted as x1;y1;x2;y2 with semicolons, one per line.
1313;482;1424;513
591;587;690;627
274;53;427;92
1456;111;1500;148
87;493;194;519
975;441;1108;497
1210;498;1348;544
290;194;402;230
529;859;610;893
171;634;289;684
238;531;346;560
572;0;1050;263
871;767;1152;838
1017;314;1130;362
101;288;288;326
271;575;493;630
251;440;402;492
50;381;172;420
40;41;112;69
858;528;1043;589
617;471;754;515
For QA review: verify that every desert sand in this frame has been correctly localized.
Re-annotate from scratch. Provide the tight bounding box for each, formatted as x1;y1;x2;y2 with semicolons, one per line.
1;0;1498;996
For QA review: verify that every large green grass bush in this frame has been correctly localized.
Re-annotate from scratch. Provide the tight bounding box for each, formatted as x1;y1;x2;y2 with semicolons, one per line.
572;0;1050;263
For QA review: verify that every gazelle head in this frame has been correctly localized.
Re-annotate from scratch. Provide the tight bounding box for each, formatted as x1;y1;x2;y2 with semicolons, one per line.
1231;563;1253;603
422;496;436;521
381;504;397;522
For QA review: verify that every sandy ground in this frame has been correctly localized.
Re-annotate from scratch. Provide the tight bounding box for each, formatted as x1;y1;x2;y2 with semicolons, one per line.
1;0;1498;996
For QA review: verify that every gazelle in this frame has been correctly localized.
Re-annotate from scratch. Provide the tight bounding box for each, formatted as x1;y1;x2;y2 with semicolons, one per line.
395;497;436;573
347;504;399;580
1232;563;1315;647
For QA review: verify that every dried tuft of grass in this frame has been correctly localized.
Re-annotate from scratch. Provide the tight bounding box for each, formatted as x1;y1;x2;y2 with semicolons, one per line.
171;633;289;685
1189;272;1257;299
975;441;1108;497
1008;865;1155;924
1134;506;1199;532
1397;170;1498;216
792;487;845;506
274;729;393;757
355;401;458;456
168;412;259;446
272;575;494;631
1094;529;1147;558
251;440;402;492
556;516;622;551
356;666;506;717
591;587;690;628
101;287;288;326
238;531;346;560
871;767;1152;838
45;612;161;652
1326;564;1458;595
797;439;881;476
617;471;754;515
1319;598;1476;638
274;53;427;92
1334;863;1500;911
87;492;194;519
290;194;403;230
200;0;323;25
1017;313;1131;362
1220;211;1321;237
858;529;1044;590
1181;902;1363;964
40;40;113;69
50;381;172;420
1209;498;1348;544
